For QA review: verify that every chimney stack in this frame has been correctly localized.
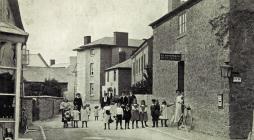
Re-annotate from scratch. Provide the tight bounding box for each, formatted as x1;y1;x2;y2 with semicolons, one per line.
169;0;181;11
84;36;91;45
50;59;55;66
114;32;128;46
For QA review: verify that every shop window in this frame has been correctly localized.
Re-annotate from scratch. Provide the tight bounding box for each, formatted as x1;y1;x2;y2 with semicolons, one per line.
0;96;15;119
0;42;16;67
0;70;15;93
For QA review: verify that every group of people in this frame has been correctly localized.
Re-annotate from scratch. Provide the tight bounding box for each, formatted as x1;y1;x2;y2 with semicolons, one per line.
60;90;192;131
60;93;100;128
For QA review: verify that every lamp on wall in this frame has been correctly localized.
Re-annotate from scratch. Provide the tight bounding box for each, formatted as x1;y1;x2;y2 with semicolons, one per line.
220;62;233;78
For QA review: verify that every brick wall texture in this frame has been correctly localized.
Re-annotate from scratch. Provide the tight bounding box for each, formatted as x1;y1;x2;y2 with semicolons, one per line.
152;0;254;139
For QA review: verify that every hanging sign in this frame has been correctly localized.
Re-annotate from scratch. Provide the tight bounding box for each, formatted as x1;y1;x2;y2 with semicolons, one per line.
160;53;181;61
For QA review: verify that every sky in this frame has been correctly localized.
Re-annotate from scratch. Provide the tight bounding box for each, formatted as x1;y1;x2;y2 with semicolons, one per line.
18;0;168;64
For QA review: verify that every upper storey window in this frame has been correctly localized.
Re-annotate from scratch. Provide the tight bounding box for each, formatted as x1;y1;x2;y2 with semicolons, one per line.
179;12;187;35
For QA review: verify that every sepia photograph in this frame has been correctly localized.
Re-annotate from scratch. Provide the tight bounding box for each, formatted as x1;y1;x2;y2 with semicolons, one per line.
1;0;254;140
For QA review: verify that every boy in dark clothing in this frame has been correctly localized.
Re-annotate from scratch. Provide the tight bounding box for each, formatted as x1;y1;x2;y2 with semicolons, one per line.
150;99;160;127
123;105;131;129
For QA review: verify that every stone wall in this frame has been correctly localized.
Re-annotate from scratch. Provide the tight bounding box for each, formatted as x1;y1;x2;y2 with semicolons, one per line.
21;96;63;124
228;1;254;138
152;0;231;137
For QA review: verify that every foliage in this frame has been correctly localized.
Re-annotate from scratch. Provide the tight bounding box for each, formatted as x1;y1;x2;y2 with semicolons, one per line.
209;10;254;48
25;79;63;97
131;65;152;95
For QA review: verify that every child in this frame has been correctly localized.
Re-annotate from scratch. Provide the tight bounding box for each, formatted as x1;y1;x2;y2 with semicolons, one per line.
72;106;80;128
81;105;89;128
160;101;174;127
94;106;99;121
131;102;139;129
86;104;91;120
150;99;160;127
139;100;148;128
123;105;131;129
115;103;123;130
103;105;112;130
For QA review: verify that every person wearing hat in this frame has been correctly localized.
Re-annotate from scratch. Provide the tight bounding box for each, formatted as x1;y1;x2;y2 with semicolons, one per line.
131;99;139;129
101;93;110;109
150;99;160;127
172;90;184;129
73;93;83;112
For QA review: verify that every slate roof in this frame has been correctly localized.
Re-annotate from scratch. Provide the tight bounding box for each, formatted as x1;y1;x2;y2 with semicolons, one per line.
149;0;202;28
23;67;70;83
74;37;143;51
0;22;28;36
105;59;132;71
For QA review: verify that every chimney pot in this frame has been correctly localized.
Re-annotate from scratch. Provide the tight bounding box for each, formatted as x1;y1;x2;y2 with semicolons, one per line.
50;59;55;66
84;36;91;45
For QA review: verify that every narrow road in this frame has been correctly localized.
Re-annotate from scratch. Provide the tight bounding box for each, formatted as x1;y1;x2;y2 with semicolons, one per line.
39;116;183;140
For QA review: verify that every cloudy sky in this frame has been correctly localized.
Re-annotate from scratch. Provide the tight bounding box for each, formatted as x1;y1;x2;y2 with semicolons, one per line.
18;0;167;64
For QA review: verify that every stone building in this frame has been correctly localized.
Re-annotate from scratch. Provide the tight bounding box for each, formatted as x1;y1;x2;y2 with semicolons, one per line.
103;59;132;97
0;0;29;139
74;32;142;102
150;0;254;139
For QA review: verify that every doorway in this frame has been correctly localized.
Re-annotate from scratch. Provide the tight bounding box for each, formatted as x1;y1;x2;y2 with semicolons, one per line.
178;61;185;92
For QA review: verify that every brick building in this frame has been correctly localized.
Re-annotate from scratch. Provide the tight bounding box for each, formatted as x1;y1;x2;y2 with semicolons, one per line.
74;32;143;102
150;0;254;139
103;59;132;97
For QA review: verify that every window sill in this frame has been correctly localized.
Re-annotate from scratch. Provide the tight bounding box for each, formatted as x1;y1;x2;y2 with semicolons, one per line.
90;94;95;97
177;33;187;40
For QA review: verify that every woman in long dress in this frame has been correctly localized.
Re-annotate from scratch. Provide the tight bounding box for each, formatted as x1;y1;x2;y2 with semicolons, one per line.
173;90;184;128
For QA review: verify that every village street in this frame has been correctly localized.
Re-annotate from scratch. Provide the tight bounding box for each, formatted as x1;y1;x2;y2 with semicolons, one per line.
20;114;227;140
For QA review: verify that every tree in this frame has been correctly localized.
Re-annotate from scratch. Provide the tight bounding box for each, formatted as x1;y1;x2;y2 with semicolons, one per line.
42;79;63;97
131;65;153;95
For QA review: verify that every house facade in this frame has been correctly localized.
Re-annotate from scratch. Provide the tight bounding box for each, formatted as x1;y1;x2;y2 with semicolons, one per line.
104;59;132;97
74;32;142;102
131;37;153;89
150;0;254;139
0;0;29;139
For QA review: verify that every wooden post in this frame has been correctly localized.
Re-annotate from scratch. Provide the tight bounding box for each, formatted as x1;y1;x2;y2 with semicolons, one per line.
15;43;22;140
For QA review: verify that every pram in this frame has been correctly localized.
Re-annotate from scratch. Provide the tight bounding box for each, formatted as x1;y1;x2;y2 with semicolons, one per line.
63;110;73;128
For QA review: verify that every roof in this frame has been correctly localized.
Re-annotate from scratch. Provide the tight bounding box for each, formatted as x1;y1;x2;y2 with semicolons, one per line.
27;53;49;67
106;59;132;71
149;0;202;28
74;37;143;51
9;0;25;30
131;37;153;58
0;22;28;36
23;67;71;83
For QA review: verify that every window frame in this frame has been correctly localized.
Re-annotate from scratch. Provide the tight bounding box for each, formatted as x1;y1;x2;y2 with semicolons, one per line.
90;48;95;56
113;70;116;81
178;12;187;35
90;83;94;96
90;63;94;76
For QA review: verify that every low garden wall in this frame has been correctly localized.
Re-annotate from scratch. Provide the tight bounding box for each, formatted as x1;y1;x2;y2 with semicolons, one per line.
21;96;64;125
